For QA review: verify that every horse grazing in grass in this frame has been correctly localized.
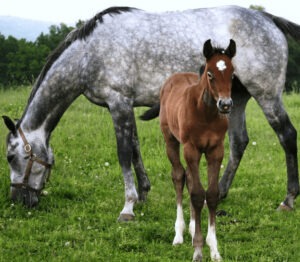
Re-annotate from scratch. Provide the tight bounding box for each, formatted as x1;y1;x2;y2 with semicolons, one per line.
2;6;300;221
141;39;236;261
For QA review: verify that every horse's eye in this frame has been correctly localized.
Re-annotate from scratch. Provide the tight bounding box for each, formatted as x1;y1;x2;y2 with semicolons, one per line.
207;71;213;80
232;74;235;80
7;155;14;163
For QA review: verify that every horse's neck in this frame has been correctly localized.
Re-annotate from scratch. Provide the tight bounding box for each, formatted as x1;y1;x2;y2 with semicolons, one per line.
20;82;82;139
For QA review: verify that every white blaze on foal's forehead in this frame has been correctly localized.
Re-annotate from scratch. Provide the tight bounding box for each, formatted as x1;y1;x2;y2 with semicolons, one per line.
216;60;227;71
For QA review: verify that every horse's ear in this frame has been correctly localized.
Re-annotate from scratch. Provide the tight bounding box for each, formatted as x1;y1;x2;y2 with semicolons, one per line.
225;39;236;58
2;116;17;135
203;39;214;60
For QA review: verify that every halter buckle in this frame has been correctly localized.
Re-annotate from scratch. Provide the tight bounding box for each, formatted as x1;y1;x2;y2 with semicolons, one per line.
24;144;32;153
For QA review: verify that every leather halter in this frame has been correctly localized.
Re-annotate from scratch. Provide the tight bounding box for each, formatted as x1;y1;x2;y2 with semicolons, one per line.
10;128;52;192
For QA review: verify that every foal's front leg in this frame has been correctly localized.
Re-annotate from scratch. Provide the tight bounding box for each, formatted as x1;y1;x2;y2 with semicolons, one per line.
205;147;224;261
184;144;205;261
162;130;186;245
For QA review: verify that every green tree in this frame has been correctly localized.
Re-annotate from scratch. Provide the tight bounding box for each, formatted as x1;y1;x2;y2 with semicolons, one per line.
286;37;300;92
0;23;74;86
36;23;74;50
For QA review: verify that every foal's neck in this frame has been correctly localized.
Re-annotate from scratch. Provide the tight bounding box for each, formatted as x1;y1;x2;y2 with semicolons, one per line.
197;76;218;116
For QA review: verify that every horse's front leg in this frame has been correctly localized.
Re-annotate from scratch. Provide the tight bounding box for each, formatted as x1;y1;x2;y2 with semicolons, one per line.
109;100;138;221
131;117;151;202
184;143;205;261
205;146;224;261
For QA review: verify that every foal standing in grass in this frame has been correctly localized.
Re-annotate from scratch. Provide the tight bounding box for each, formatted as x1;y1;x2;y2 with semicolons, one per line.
142;39;236;261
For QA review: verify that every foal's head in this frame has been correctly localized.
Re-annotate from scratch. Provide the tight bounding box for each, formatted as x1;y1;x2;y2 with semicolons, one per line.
202;39;236;114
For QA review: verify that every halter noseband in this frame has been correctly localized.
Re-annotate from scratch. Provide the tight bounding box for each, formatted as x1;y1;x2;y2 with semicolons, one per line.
10;128;52;192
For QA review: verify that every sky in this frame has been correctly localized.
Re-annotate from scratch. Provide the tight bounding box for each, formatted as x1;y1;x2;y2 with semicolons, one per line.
0;0;299;25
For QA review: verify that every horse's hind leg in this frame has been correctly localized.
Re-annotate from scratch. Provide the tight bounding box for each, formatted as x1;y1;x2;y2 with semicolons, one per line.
109;101;139;221
219;79;251;199
162;128;186;245
257;96;299;209
132;118;151;202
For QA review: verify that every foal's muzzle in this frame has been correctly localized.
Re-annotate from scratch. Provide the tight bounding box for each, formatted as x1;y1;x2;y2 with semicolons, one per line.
217;98;233;114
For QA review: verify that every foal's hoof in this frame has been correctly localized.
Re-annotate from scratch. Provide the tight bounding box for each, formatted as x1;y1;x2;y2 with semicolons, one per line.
118;213;135;222
277;202;293;211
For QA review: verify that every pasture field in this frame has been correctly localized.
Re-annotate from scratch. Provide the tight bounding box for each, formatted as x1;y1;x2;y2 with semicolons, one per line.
0;87;299;261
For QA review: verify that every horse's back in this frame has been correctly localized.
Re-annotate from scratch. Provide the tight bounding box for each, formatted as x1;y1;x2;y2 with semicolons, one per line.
82;5;289;107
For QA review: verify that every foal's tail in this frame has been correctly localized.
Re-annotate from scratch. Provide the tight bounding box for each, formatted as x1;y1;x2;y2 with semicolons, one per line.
139;103;160;121
262;11;300;41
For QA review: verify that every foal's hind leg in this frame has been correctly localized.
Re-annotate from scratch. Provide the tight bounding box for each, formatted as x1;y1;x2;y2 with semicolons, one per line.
257;96;299;209
162;129;186;245
132;118;151;202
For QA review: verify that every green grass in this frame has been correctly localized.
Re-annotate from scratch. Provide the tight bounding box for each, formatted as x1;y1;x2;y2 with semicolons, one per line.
0;87;299;261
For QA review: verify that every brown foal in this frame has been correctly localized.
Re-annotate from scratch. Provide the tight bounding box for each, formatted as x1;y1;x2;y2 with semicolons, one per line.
159;39;236;261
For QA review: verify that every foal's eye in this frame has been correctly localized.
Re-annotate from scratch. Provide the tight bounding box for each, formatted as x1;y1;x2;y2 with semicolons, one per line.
207;71;213;80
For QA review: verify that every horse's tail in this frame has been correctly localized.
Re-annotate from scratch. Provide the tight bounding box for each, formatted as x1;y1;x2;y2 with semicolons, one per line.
262;11;300;42
140;104;160;121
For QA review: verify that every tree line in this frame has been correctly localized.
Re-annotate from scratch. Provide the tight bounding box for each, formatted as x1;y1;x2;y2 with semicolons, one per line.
0;19;299;92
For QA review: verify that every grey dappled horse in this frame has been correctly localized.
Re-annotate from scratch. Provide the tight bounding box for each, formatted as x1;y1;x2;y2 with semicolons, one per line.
3;6;300;222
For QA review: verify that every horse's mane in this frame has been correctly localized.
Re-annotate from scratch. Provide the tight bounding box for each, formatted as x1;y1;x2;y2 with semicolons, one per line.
29;6;137;102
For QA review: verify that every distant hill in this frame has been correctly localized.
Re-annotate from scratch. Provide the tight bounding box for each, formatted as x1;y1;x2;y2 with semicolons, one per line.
0;16;56;41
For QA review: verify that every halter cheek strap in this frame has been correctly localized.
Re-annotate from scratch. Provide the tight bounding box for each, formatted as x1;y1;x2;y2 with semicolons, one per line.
10;128;52;192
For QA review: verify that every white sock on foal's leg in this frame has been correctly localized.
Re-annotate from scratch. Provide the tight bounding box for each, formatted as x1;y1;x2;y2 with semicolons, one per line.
206;218;222;261
173;204;185;245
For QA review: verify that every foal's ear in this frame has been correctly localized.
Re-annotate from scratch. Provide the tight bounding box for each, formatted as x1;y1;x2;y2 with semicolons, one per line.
225;39;236;58
203;39;214;60
2;116;17;135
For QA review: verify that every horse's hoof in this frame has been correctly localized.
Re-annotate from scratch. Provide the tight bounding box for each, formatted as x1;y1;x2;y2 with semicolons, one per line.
218;191;227;201
118;213;135;222
277;202;293;211
138;183;151;202
216;210;228;216
138;190;149;202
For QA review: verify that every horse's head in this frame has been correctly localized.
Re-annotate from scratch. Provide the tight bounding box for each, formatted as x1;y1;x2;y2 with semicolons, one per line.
3;116;53;208
202;39;236;114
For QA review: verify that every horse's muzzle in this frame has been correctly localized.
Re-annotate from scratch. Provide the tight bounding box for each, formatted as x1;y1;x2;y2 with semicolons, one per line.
217;98;233;114
11;187;39;208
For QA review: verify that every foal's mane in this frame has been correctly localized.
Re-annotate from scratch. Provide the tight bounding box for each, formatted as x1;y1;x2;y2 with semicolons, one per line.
29;6;137;102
